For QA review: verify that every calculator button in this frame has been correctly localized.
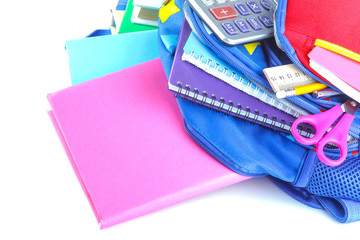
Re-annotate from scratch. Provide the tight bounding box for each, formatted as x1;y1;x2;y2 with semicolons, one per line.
246;1;262;14
247;18;262;30
260;0;272;11
234;20;250;33
210;6;238;20
222;22;238;35
215;0;227;3
258;15;273;28
200;0;215;6
234;4;250;16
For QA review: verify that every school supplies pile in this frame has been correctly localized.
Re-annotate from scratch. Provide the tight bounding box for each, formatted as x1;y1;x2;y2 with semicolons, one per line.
48;0;250;229
159;0;360;223
47;0;360;228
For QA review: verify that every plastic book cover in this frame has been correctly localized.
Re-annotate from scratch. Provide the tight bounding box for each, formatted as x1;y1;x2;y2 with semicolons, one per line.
48;59;249;229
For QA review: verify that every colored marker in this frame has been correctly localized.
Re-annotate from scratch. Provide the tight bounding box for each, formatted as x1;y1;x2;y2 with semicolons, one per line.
314;89;342;98
276;82;328;98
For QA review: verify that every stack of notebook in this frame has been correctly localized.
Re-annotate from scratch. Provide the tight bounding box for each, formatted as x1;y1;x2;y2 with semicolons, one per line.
50;41;250;228
167;20;305;134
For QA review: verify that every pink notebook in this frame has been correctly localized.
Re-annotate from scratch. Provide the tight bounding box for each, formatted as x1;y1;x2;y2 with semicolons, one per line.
308;46;360;101
48;59;249;229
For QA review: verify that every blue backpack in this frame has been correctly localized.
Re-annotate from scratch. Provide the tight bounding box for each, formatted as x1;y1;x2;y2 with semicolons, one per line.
158;0;360;223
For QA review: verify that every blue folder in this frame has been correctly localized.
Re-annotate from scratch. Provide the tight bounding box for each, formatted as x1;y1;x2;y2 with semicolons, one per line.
66;29;159;85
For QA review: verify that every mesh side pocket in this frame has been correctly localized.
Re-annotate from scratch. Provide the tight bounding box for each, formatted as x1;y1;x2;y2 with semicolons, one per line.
306;157;360;201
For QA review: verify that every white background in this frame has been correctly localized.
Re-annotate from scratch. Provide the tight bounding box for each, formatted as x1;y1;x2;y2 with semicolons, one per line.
1;0;359;239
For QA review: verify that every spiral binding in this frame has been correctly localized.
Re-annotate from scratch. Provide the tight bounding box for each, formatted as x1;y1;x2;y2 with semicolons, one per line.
253;110;260;124
208;94;216;110
261;114;268;127
200;92;207;107
190;88;199;104
173;81;307;133
225;101;233;116
182;85;190;101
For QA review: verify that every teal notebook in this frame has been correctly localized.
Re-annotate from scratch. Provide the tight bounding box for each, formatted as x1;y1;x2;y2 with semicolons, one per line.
182;32;310;118
66;30;159;85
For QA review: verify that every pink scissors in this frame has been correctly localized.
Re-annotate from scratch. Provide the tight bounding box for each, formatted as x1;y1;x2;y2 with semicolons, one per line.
291;100;359;167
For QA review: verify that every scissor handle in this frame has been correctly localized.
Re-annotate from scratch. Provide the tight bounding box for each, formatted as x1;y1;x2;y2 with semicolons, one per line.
291;105;343;145
316;113;354;167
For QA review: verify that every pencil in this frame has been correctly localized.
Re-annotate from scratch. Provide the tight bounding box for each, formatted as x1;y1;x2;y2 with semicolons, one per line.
276;82;328;98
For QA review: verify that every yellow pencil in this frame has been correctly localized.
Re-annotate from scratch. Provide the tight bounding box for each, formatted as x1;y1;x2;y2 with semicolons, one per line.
276;82;328;98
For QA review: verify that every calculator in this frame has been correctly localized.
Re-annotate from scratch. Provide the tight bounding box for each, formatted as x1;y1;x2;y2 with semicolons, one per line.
186;0;277;45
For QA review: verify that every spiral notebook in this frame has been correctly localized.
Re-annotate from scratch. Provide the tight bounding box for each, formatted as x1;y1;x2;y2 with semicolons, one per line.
168;20;298;133
181;32;310;118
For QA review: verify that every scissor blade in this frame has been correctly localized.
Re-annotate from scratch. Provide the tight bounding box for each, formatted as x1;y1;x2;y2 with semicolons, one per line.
341;100;359;115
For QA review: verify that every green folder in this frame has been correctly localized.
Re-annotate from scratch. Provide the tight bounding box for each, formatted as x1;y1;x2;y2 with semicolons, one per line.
118;0;158;34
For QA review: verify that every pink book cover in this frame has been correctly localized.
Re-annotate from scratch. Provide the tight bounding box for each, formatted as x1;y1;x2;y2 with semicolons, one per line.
47;58;249;229
308;46;360;91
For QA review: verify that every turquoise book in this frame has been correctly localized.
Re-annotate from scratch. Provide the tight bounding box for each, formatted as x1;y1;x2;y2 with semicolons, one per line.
65;30;159;85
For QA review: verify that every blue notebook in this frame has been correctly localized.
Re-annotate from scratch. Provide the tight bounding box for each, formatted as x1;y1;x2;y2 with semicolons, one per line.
66;30;159;85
